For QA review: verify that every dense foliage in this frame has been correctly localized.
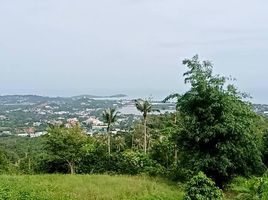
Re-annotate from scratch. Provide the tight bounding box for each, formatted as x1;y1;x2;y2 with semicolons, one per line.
45;124;87;174
183;172;223;200
174;55;265;187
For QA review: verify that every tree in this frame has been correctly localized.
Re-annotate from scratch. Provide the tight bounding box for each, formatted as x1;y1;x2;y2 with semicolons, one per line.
172;55;264;187
46;124;86;174
135;99;159;154
78;137;108;174
102;108;119;155
114;135;126;152
148;112;182;163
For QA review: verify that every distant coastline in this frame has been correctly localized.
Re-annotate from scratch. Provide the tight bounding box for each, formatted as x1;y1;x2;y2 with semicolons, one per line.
0;94;127;99
71;94;127;99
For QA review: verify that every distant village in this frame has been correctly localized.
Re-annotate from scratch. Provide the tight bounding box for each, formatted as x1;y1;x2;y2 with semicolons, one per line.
0;95;175;137
0;95;267;138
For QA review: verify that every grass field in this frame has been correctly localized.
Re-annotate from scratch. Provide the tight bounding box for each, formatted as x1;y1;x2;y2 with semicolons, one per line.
0;175;184;200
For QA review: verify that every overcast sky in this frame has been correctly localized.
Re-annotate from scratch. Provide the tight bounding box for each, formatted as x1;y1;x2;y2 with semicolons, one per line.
0;0;268;102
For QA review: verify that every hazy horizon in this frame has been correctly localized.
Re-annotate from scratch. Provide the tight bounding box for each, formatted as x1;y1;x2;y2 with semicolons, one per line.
1;1;268;103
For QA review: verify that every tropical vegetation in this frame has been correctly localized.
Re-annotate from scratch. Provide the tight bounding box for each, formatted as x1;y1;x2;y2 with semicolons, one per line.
1;55;268;199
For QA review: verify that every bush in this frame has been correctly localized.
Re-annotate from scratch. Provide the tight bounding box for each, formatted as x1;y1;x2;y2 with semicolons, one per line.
230;176;268;200
109;150;165;176
0;150;17;175
78;140;108;174
183;172;223;200
168;162;193;182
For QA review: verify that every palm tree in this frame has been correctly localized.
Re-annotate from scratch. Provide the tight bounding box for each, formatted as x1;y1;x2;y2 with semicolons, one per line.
102;108;119;155
114;135;125;152
135;99;159;154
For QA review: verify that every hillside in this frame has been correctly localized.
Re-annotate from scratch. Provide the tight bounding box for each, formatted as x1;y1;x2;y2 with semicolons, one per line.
0;175;183;200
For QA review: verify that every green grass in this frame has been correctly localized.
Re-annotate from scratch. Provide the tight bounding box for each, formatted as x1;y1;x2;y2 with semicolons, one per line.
0;174;264;199
0;174;183;200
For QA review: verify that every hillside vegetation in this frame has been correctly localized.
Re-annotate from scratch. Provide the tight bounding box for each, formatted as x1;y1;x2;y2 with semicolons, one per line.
0;175;183;200
2;56;268;199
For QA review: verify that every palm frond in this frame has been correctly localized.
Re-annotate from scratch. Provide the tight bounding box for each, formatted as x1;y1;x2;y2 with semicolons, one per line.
135;99;154;113
102;108;119;124
134;99;145;112
163;93;181;103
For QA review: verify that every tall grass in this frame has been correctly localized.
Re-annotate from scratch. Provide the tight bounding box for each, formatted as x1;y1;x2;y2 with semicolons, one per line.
227;176;268;200
0;174;183;200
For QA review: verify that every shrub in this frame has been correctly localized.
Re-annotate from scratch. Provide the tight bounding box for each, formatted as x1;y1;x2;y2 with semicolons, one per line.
230;176;268;200
168;162;193;182
183;172;223;200
109;150;164;176
113;150;151;174
78;140;108;174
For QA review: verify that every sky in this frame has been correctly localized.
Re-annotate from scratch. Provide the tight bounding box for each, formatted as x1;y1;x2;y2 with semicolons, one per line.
0;0;268;103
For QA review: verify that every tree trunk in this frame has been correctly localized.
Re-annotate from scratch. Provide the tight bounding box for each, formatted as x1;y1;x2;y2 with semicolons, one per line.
107;126;111;156
67;161;75;174
147;133;151;151
144;117;147;154
131;132;134;149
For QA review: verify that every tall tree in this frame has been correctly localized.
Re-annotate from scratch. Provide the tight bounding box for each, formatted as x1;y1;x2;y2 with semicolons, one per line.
135;99;159;154
46;124;86;174
172;55;265;187
102;108;119;155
